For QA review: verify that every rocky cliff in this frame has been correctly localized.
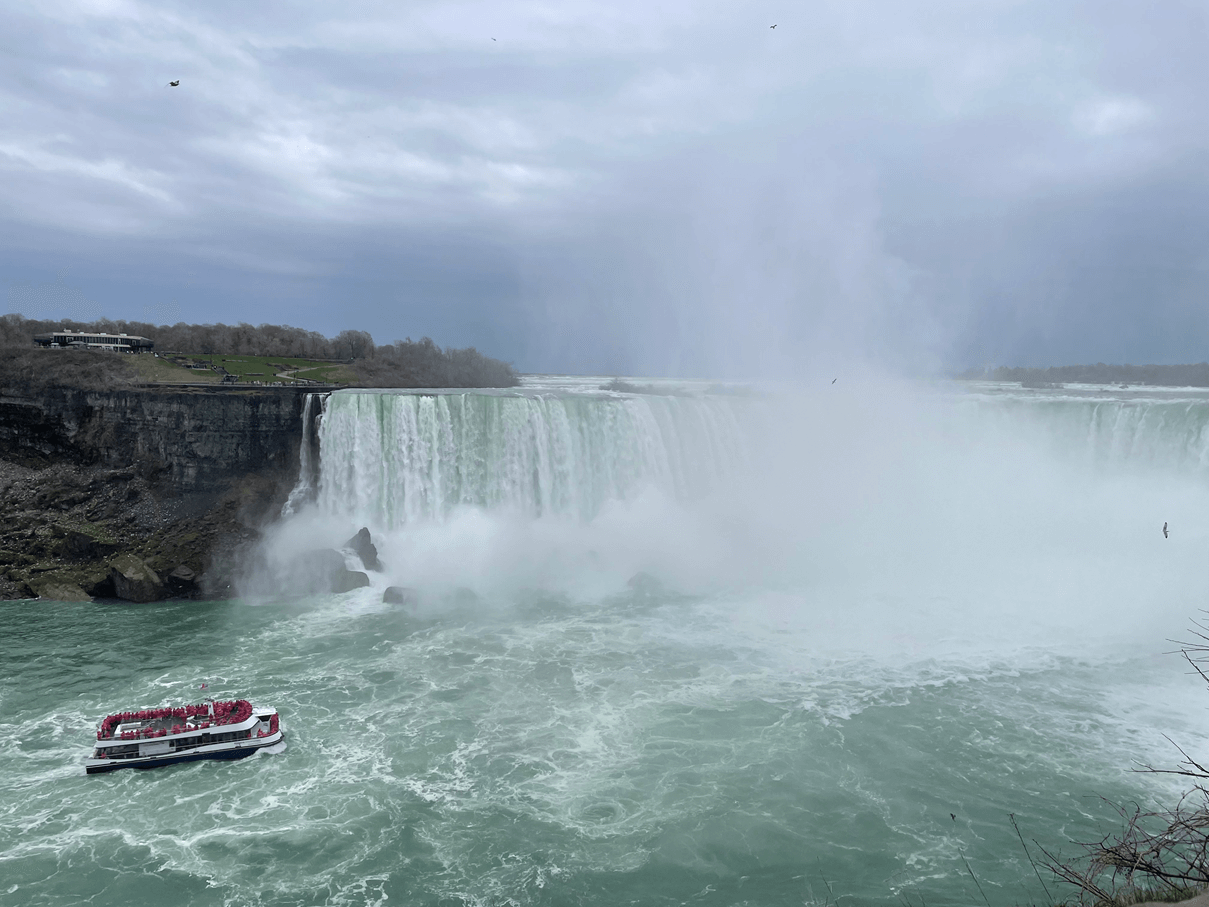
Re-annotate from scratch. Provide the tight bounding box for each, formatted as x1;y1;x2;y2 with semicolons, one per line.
0;386;312;602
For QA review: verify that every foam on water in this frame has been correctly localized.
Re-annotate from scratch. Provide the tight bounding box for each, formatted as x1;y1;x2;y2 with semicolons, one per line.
1;589;1205;906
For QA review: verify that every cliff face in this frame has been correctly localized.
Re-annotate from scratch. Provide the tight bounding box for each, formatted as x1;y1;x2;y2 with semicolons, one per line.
0;386;306;490
0;387;312;602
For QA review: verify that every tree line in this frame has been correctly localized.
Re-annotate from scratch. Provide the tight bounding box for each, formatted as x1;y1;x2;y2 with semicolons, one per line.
0;314;518;388
958;362;1209;387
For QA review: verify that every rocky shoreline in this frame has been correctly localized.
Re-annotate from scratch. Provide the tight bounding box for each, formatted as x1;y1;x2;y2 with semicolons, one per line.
0;385;312;602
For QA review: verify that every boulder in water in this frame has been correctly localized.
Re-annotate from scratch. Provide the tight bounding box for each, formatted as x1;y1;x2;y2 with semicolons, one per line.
627;571;662;598
453;587;479;606
383;585;418;606
110;554;165;603
29;578;91;602
332;570;370;593
292;548;370;594
308;548;348;575
345;527;382;571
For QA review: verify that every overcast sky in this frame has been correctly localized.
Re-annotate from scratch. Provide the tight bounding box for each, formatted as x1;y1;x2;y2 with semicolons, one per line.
3;0;1208;376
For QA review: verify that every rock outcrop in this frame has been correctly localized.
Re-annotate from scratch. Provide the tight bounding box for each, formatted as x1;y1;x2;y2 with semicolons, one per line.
289;548;370;595
332;569;370;593
627;571;662;598
166;564;198;596
110;553;164;603
28;577;91;602
383;585;418;605
345;527;382;571
63;528;118;560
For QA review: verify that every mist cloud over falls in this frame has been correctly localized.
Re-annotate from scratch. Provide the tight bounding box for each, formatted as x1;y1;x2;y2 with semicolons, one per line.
5;2;1209;374
260;383;1209;666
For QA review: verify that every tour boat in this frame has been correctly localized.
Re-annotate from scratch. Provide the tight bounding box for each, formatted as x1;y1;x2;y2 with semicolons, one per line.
85;699;283;774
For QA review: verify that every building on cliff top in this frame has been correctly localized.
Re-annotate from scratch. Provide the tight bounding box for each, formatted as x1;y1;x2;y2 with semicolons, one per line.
33;330;154;352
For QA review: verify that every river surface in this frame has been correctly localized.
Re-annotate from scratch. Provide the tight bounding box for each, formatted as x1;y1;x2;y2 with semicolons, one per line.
3;378;1209;906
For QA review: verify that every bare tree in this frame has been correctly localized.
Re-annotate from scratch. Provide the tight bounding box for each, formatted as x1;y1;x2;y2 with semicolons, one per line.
1036;614;1209;904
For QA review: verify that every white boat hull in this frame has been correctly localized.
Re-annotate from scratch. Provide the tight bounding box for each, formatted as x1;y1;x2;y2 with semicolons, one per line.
85;730;284;774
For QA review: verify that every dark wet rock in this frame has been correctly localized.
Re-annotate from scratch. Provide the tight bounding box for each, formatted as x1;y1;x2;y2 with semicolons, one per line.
332;570;370;593
28;578;91;602
166;564;198;596
110;553;165;603
296;548;347;588
627;571;662;598
63;527;118;560
0;548;32;568
78;566;115;598
345;527;382;571
383;585;418;606
291;548;369;594
0;386;306;490
452;587;479;605
310;548;348;573
0;387;311;602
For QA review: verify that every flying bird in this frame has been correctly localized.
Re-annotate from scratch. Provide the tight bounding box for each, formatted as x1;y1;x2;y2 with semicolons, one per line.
950;813;956;821
492;37;496;41
831;378;837;384
167;80;179;87
770;24;777;29
1163;522;1169;538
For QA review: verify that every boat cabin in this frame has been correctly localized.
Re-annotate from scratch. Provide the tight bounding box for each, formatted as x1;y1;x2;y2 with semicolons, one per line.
90;700;280;765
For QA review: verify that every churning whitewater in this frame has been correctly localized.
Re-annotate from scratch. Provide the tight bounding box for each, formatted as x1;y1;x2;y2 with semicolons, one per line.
4;378;1209;907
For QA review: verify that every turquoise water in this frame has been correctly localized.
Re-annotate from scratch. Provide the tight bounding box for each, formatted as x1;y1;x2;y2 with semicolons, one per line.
0;590;1200;907
5;380;1209;906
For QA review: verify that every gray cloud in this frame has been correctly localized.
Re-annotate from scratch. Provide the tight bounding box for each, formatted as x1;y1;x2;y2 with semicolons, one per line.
2;0;1207;375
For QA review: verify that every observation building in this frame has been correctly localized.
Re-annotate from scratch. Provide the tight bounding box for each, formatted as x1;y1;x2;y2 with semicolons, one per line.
33;330;154;352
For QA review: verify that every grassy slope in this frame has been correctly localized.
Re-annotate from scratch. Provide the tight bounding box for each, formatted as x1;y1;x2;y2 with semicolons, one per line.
0;349;344;387
177;353;347;385
126;354;220;384
1;347;511;389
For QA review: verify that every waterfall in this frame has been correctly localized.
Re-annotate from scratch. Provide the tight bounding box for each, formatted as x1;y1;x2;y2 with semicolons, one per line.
281;392;324;517
958;394;1209;474
308;390;748;527
283;385;1209;531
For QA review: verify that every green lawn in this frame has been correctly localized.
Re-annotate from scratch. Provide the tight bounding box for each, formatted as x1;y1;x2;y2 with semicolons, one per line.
166;354;348;385
126;354;220;384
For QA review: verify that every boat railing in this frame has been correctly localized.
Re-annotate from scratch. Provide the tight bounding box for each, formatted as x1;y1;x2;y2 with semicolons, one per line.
97;700;254;740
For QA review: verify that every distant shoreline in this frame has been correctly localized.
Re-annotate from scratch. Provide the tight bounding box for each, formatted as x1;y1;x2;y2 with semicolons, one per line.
958;363;1209;388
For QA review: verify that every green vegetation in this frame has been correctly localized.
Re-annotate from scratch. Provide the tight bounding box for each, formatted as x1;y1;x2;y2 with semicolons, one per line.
0;314;519;388
0;347;136;391
174;354;347;385
126;353;220;384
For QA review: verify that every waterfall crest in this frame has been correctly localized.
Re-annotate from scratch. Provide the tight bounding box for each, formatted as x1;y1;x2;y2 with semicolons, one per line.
311;390;747;526
960;394;1209;473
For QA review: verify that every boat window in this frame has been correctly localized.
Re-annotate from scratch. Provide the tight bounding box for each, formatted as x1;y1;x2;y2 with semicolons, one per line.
100;744;139;757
